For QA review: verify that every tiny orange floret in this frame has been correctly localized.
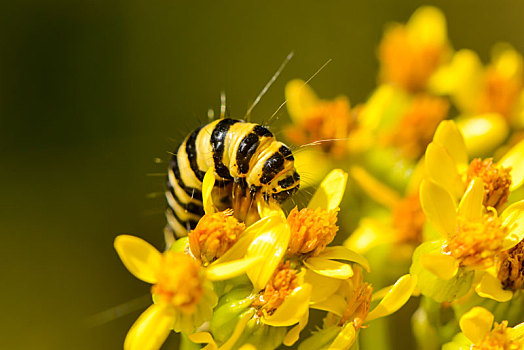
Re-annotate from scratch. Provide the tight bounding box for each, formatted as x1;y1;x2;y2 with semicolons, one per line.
188;209;246;265
252;262;299;316
478;67;522;119
287;207;339;257
338;267;373;329
473;321;523;350
466;158;512;211
447;214;506;269
152;251;204;313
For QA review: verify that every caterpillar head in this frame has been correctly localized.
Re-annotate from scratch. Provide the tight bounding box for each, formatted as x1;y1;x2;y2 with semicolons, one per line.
270;170;300;203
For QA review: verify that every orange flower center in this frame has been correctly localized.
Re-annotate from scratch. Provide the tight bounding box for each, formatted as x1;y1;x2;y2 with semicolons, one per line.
387;95;449;159
392;192;426;244
497;240;524;291
188;209;245;265
466;158;512;211
152;251;204;313
338;267;373;329
285;97;356;157
474;321;523;350
378;25;444;92
447;214;506;269
478;67;522;119
252;262;299;316
287;207;339;257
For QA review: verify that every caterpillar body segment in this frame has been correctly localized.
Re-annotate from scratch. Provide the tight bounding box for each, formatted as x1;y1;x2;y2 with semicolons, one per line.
166;118;300;238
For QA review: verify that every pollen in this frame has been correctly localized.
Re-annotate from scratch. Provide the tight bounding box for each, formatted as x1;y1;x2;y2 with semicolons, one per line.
287;207;339;257
478;67;522;119
446;214;507;269
474;321;523;350
387;95;449;159
188;209;246;265
252;262;299;316
392;192;425;244
466;158;512;211
378;26;444;92
497;240;524;291
151;251;204;313
284;97;356;158
338;267;373;329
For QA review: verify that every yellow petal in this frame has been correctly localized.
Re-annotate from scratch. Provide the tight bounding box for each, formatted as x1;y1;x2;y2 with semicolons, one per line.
508;322;524;341
308;169;348;211
420;180;457;238
124;304;175;350
459;307;494;345
188;332;218;350
421;252;459;280
425;142;465;198
458;177;484;221
366;274;417;322
285;79;319;123
283;310;308;346
303;257;353;279
310;294;347;316
457;114;509;157
206;256;262;281
304;269;342;303
257;200;286;220
246;217;290;290
407;6;447;46
349;165;401;210
433;120;468;172
500;139;524;190
501;200;524;249
202;169;216;215
475;272;513;302
316;246;370;272
262;284;312;327
328;323;356;350
114;235;162;284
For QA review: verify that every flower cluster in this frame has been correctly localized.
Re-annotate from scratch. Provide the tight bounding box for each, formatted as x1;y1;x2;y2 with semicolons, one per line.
112;5;524;349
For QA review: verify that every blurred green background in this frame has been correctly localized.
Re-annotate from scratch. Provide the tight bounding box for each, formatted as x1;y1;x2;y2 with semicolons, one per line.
2;0;524;348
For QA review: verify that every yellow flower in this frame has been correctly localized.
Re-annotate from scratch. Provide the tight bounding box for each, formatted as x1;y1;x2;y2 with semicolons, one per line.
378;6;449;92
443;307;524;350
346;162;427;257
301;267;417;350
431;45;524;127
419;177;524;282
425;120;524;212
113;235;261;350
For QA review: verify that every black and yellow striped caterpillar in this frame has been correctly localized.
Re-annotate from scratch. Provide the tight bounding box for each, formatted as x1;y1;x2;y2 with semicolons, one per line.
165;118;300;237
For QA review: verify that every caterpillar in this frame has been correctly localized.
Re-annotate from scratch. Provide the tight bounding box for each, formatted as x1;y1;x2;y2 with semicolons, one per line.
165;118;300;237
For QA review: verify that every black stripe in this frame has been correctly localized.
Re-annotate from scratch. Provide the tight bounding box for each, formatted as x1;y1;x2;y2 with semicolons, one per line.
279;145;294;160
260;153;285;184
167;184;205;217
272;186;299;202
186;126;206;181
277;175;296;189
253;125;273;138
210;119;241;180
169;156;203;201
236;133;259;174
167;206;198;232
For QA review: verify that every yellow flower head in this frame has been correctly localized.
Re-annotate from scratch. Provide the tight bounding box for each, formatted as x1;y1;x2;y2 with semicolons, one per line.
420;177;524;281
285;79;357;158
386;94;449;159
431;45;524;125
448;307;524;350
378;6;449;92
114;234;262;350
189;209;246;265
425;120;524;212
308;270;416;350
